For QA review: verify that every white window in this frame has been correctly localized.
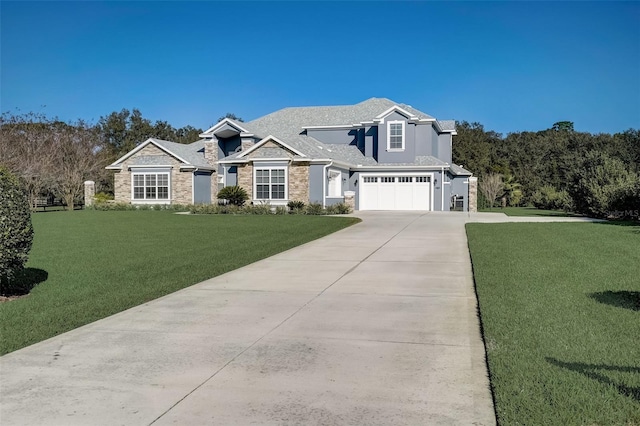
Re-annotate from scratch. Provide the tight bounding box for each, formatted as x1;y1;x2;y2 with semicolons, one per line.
387;120;405;151
363;176;378;183
132;173;169;200
255;168;286;200
381;176;395;183
328;169;342;197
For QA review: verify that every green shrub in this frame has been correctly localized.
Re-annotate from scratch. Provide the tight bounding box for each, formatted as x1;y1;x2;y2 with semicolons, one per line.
305;202;325;215
531;186;573;211
334;202;352;214
93;192;114;204
245;204;272;215
569;151;640;218
217;186;249;206
275;206;288;215
0;167;34;295
287;200;305;211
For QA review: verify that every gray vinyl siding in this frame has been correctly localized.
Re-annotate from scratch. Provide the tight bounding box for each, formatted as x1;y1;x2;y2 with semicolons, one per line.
309;164;325;204
226;166;238;186
415;124;433;156
437;133;452;165
193;171;212;204
218;135;241;159
377;112;418;164
450;175;469;211
307;129;356;145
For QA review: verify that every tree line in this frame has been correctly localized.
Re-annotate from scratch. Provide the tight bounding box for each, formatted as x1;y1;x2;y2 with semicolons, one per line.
0;109;205;209
453;122;640;218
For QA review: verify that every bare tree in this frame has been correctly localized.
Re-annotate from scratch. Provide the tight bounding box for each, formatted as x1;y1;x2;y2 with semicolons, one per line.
480;173;504;209
1;113;106;210
50;121;106;210
0;113;57;208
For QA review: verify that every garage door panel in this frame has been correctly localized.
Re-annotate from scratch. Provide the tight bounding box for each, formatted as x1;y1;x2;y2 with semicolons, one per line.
360;175;431;211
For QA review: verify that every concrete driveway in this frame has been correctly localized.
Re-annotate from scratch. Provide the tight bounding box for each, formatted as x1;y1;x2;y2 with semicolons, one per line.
1;212;496;425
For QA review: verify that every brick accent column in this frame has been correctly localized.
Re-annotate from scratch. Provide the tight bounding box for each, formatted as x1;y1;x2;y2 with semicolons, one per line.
289;164;309;203
237;164;253;200
84;181;95;206
241;138;253;152
343;191;355;212
204;140;218;200
468;177;478;213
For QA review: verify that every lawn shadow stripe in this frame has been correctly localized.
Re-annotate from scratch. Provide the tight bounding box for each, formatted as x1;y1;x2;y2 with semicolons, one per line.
589;291;640;311
546;357;640;402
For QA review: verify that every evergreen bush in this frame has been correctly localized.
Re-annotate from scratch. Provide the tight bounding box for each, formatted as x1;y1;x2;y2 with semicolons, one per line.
0;167;34;295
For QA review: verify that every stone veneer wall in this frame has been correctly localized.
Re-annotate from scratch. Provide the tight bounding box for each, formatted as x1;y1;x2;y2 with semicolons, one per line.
237;164;253;200
468;177;478;212
204;141;218;200
289;163;309;203
114;144;193;204
236;162;309;204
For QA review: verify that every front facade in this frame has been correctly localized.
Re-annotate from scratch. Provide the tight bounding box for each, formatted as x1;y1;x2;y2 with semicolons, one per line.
107;98;474;211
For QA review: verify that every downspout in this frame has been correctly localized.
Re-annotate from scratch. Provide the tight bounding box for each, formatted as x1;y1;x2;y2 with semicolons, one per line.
441;166;445;211
322;161;333;208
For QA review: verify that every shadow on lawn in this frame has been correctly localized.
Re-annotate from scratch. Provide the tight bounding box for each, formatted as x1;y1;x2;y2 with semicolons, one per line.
547;358;640;402
0;268;49;297
590;291;640;311
592;220;640;234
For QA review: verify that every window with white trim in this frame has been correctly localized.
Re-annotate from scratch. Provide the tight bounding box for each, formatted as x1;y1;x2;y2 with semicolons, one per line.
132;173;169;200
328;169;342;197
255;168;286;200
387;120;405;151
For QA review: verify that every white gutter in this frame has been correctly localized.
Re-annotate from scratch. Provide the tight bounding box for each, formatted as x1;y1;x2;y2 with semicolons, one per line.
322;161;333;208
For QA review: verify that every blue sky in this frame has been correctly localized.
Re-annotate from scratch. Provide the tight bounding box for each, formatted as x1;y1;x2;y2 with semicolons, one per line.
2;1;639;135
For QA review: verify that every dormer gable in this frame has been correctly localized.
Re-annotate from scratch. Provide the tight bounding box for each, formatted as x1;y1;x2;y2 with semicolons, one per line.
199;118;252;139
237;135;306;159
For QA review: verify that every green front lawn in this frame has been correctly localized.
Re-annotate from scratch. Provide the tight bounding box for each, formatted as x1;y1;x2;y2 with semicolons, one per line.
466;222;640;425
479;206;581;217
0;211;359;355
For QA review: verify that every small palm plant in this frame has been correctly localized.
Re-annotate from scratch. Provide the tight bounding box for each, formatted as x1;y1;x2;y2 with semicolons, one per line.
217;186;248;206
502;174;523;206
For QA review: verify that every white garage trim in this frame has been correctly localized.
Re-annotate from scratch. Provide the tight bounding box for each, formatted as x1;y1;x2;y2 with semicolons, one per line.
359;172;434;211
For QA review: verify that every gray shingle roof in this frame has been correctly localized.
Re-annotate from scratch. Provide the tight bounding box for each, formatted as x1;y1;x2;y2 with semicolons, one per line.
148;138;211;168
437;120;456;131
378;156;449;167
449;164;473;176
223;98;452;167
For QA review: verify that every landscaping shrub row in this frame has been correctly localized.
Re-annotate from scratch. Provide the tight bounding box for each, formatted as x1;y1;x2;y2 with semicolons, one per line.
87;201;352;215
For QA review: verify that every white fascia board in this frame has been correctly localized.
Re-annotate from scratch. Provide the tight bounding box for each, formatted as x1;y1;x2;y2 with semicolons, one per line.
375;105;419;121
200;118;250;136
354;165;450;171
251;158;293;163
308;158;353;169
240;132;255;137
105;165;122;170
302;124;355;130
180;165;215;171
128;165;174;169
237;135;306;158
218;159;249;164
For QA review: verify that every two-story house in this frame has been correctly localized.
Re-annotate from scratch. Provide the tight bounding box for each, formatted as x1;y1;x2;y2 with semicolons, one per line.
106;98;475;211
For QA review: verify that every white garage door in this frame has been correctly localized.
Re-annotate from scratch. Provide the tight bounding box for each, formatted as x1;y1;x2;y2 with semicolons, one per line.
359;174;432;211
